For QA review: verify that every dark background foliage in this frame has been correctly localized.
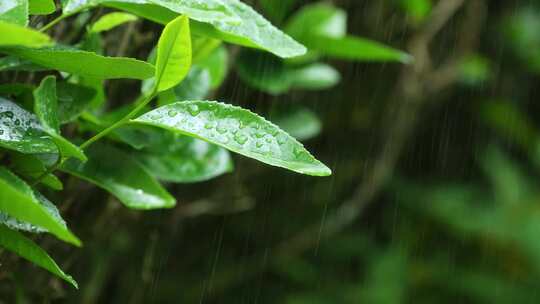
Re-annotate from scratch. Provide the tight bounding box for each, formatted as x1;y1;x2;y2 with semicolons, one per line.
4;0;540;303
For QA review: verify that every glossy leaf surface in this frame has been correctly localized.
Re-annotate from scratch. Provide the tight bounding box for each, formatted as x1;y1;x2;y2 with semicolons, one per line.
0;46;155;79
0;225;78;288
9;152;63;190
0;167;80;245
114;125;233;182
0;97;57;154
63;0;239;24
61;143;176;209
101;0;306;58
155;15;192;92
133;101;331;176
0;21;51;47
34;76;86;161
0;0;28;25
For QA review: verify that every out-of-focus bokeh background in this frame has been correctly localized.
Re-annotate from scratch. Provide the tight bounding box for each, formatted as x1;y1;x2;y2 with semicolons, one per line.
7;0;540;302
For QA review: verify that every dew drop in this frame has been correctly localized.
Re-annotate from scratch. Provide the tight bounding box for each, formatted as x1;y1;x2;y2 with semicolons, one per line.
167;109;178;117
187;104;200;116
234;133;248;145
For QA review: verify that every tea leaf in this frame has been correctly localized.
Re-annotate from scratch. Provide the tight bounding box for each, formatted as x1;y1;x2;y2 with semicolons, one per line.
0;225;77;288
90;12;137;33
0;0;28;25
0;46;155;79
0;167;81;246
115;126;233;182
155;15;192;92
100;0;306;58
302;35;413;63
285;3;411;63
33;76;87;161
29;0;56;15
9;152;63;190
61;143;176;209
237;51;339;95
0;21;51;47
273;107;322;141
63;0;239;24
132;101;331;176
0;97;57;154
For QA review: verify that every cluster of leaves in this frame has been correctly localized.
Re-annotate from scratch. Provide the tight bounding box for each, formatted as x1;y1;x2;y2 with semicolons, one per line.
0;0;408;289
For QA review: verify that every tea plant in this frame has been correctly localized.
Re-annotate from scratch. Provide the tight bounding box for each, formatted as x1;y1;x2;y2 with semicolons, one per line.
0;0;408;288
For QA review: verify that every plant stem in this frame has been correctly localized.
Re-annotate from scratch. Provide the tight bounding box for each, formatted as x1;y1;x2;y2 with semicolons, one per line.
39;13;72;32
80;91;157;150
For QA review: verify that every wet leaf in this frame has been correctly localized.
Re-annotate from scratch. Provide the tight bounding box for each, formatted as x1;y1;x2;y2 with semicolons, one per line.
33;76;87;161
0;167;81;246
0;97;57;154
0;46;155;79
0;0;28;25
61;143;176;210
90;12;137;33
101;0;306;58
0;225;77;288
9;152;63;190
132;100;331;176
0;191;66;233
155;15;192;92
116;126;233;183
62;0;239;24
0;21;51;47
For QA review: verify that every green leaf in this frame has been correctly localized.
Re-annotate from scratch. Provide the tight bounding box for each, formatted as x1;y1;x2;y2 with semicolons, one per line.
136;137;233;183
158;66;211;106
273;107;322;141
0;97;57;154
0;0;28;25
0;46;155;79
29;0;56;15
132;101;331;176
0;167;81;246
61;143;176;210
0;225;77;288
111;123;233;182
237;51;340;95
0;190;66;233
285;3;347;40
191;0;306;58
102;0;306;58
63;0;240;24
301;35;413;63
155;15;192;92
197;45;228;89
57;82;97;123
90;12;137;33
0;21;51;47
9;152;63;190
284;3;411;63
33;76;87;161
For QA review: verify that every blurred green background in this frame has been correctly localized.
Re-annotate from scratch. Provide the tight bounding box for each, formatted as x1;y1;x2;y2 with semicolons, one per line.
7;0;540;303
